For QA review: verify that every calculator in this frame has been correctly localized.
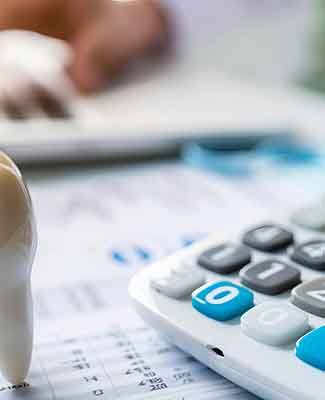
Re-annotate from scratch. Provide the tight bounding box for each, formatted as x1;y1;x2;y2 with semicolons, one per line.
129;222;325;400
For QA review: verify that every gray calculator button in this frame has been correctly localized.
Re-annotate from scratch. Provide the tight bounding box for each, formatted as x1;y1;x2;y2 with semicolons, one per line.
240;259;301;295
243;224;294;252
198;243;251;273
291;204;325;231
291;279;325;317
290;240;325;270
150;262;205;299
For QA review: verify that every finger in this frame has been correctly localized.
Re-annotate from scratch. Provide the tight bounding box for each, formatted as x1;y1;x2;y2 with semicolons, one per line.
0;70;40;119
67;0;170;93
103;0;170;57
0;81;71;120
0;94;28;120
31;84;71;119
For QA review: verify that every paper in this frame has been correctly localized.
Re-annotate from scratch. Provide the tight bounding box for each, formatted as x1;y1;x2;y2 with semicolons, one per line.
7;285;256;400
0;161;322;399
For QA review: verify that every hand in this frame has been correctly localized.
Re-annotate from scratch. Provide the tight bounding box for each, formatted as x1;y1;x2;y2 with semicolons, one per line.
0;0;170;119
0;0;170;94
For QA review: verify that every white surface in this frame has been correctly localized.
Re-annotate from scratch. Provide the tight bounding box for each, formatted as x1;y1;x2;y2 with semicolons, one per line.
0;54;301;163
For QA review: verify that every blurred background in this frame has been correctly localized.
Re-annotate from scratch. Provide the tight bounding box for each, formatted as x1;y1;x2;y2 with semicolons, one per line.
0;0;324;163
0;1;315;90
0;1;317;95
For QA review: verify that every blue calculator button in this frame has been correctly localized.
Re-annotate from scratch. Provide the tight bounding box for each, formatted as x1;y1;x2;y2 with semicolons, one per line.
296;326;325;370
192;281;254;321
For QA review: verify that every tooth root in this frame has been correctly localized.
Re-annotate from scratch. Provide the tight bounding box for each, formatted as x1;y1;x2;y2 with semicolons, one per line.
0;285;33;384
0;155;36;384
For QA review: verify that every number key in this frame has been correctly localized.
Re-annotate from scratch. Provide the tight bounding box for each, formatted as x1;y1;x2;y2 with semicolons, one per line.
291;278;325;317
290;240;325;270
198;243;251;273
240;259;301;295
243;224;293;252
150;262;205;299
192;281;254;321
241;302;309;346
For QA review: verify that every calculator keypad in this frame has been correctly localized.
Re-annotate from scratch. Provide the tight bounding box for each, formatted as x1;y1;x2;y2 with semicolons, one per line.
241;302;309;346
240;259;301;295
192;281;254;321
150;221;325;370
291;278;325;317
242;224;294;252
198;243;251;274
290;240;325;270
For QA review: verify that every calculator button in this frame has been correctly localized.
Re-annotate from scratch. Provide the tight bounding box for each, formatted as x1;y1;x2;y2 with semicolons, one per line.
291;278;325;317
242;224;293;252
296;326;325;370
150;262;205;299
240;259;301;295
290;240;325;270
192;281;254;321
198;244;251;274
291;202;325;231
241;302;309;346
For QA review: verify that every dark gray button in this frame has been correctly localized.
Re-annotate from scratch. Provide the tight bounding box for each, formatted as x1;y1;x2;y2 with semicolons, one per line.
242;224;294;252
291;279;325;317
198;243;251;274
240;259;301;295
290;240;325;270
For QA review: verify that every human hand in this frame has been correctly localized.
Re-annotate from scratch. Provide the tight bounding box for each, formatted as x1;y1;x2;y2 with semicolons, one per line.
0;0;169;93
0;0;170;119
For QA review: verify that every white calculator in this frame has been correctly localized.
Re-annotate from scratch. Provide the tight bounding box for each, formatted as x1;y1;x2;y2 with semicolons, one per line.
129;223;325;400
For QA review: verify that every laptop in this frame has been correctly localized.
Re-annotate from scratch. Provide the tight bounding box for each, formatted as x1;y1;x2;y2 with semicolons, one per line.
0;0;321;164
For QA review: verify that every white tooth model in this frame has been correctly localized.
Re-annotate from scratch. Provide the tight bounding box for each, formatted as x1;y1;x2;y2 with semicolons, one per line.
0;152;36;384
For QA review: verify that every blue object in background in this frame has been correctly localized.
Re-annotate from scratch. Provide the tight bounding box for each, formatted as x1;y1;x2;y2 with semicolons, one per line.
111;250;128;265
192;281;254;321
134;246;152;261
182;238;196;247
182;133;320;177
110;234;205;267
183;139;257;176
257;136;319;165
